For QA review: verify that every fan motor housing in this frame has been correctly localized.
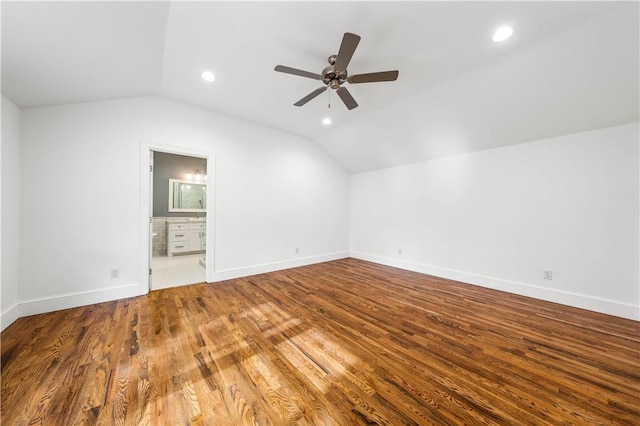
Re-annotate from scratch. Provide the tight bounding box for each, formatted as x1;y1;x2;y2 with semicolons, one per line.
322;64;347;88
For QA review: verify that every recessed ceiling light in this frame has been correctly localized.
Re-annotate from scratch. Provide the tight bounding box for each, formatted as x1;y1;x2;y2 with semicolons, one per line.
201;71;215;82
492;26;513;42
322;117;331;125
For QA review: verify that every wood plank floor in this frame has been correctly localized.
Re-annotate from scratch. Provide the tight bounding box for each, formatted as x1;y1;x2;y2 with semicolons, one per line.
2;258;639;425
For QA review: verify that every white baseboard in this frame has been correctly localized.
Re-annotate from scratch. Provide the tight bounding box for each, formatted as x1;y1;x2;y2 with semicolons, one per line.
2;253;350;329
212;251;350;282
7;252;634;328
17;282;143;319
351;251;640;321
1;303;20;332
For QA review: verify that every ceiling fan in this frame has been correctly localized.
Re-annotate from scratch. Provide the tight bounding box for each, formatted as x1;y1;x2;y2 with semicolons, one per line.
274;32;399;110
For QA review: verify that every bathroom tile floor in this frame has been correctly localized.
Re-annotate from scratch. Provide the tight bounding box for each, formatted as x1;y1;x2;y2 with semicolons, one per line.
151;253;205;290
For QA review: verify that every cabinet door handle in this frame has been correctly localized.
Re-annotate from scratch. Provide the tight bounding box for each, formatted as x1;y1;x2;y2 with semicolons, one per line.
175;234;184;237
176;245;184;249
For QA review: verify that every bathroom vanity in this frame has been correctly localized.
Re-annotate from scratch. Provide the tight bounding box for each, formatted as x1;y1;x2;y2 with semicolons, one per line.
166;218;206;256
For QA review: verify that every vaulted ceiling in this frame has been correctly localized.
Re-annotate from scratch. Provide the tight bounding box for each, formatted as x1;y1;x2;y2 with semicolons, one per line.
2;1;638;173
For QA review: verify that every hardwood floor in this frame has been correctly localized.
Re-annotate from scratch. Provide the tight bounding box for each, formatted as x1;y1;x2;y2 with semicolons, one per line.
2;258;639;425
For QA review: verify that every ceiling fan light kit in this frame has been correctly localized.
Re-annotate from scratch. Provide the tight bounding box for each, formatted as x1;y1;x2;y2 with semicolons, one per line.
275;32;399;110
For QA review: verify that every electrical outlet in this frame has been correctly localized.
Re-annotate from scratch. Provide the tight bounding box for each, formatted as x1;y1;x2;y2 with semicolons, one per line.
110;268;120;279
543;269;553;280
295;248;300;254
398;248;403;255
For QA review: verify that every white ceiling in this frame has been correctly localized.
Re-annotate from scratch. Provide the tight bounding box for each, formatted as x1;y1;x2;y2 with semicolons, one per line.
2;1;638;173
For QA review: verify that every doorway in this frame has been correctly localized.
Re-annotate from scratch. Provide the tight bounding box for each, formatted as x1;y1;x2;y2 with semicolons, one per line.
150;150;209;290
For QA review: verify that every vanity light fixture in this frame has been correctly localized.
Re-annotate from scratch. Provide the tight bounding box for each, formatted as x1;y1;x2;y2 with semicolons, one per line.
493;26;514;42
185;169;207;181
201;70;215;82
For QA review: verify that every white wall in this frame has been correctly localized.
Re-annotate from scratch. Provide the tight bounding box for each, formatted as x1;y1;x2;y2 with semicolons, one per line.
1;96;22;330
351;123;640;320
7;95;638;327
17;96;349;318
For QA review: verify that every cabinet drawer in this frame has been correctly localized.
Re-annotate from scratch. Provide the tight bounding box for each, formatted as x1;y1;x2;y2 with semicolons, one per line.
169;223;189;231
169;230;188;241
189;223;206;230
169;241;190;253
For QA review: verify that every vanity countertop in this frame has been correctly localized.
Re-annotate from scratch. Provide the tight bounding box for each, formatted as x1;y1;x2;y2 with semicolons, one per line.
166;217;205;223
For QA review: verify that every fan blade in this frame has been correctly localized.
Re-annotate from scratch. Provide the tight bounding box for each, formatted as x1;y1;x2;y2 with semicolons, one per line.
294;86;327;106
336;87;358;110
348;70;399;84
275;65;323;81
334;32;361;71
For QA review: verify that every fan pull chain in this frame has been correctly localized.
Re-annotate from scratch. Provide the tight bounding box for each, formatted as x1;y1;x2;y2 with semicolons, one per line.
328;87;331;109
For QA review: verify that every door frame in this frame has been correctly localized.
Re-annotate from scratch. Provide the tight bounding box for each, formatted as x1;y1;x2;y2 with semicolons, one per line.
139;140;215;293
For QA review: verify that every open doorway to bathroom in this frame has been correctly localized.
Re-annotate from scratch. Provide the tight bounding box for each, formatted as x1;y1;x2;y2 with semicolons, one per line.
150;151;208;290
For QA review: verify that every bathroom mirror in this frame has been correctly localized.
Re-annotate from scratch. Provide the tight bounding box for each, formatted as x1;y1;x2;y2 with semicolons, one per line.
168;179;207;212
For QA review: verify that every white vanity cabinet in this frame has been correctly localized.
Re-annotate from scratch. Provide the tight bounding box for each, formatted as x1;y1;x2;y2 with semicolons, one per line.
167;220;206;256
